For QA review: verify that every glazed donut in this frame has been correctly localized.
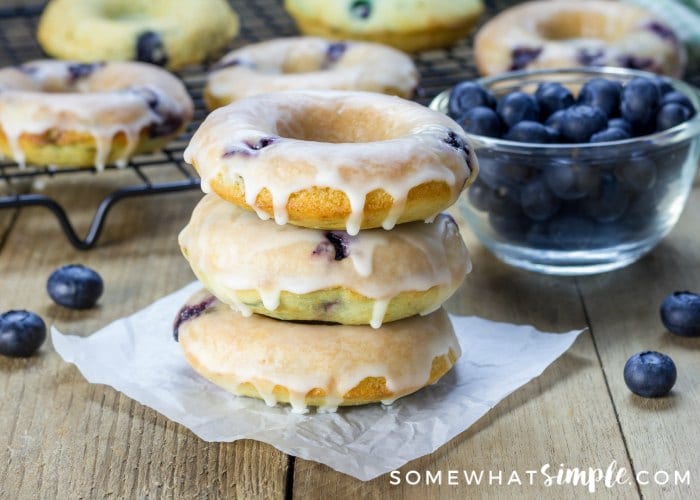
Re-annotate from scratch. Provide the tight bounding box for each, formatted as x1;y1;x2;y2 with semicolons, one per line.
179;194;470;328
204;37;419;109
0;60;193;169
284;0;484;53
175;288;461;412
37;0;239;70
184;90;478;235
474;0;686;77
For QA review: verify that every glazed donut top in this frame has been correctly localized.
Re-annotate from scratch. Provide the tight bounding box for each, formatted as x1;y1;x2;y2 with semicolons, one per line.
184;90;477;235
0;60;193;168
176;288;461;412
285;0;482;33
475;0;686;77
179;193;471;326
206;37;419;105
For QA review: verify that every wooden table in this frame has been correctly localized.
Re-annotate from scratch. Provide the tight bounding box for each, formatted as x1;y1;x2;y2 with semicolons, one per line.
2;2;700;499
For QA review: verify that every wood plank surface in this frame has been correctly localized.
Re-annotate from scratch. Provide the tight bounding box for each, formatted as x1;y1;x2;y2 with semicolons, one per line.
0;173;289;499
577;192;700;500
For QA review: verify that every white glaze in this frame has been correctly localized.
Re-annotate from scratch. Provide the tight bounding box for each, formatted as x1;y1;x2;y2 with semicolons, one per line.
179;193;471;328
184;90;477;235
0;60;193;169
475;0;687;77
206;37;419;105
178;289;461;413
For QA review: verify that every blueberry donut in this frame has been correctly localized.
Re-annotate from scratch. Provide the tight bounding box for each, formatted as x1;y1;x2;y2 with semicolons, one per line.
474;0;686;77
37;0;238;70
0;60;193;169
284;0;484;52
204;37;419;109
184;90;478;234
175;288;461;412
179;194;470;328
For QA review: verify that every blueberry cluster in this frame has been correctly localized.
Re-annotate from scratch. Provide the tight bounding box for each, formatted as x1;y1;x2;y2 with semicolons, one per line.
448;76;695;143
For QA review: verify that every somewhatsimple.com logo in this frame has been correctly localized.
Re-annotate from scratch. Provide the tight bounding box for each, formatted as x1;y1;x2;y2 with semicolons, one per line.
389;461;690;493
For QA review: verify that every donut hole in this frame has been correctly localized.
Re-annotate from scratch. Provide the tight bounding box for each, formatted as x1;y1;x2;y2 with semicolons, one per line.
536;12;633;42
275;104;408;143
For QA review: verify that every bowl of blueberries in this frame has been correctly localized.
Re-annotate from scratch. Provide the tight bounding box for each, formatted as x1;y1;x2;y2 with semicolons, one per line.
431;67;700;275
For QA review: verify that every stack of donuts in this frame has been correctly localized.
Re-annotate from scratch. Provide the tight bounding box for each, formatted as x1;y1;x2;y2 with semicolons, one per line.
174;89;479;413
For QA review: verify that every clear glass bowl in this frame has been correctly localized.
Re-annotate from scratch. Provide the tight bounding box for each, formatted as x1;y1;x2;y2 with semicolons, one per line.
431;67;700;276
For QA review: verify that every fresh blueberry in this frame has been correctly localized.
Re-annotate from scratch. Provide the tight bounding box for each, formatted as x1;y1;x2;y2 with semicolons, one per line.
458;106;502;137
607;118;632;134
545;161;600;200
489;211;531;242
496;91;539;129
558;105;607;143
47;264;104;309
651;76;675;96
583;173;630;222
660;291;700;337
0;310;46;358
624;351;676;398
621;77;661;134
545;109;567;135
509;46;542;71
590;127;631;142
520;178;560;221
547;214;597;250
136;31;168;66
578;78;623;118
615;156;657;191
349;0;371;19
467;178;495;212
448;82;496;117
534;82;574;119
659;91;694;113
504;121;555;143
657;103;692;131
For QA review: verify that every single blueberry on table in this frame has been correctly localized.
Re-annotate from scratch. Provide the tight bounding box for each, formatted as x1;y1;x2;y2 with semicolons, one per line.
558;105;607;143
660;91;694;113
621;77;661;134
657;103;692;131
509;46;542;71
504;120;555;143
544;161;600;200
583;173;630;222
496;91;540;129
47;264;104;309
578;78;622;118
534;82;574;119
624;351;676;398
136;31;168;66
349;0;372;19
458;106;502;137
590;127;631;143
0;310;46;358
448;81;496;117
520;178;561;221
607;118;632;134
660;291;700;337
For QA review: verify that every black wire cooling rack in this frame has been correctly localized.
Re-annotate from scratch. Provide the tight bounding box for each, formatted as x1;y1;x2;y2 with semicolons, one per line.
0;0;484;249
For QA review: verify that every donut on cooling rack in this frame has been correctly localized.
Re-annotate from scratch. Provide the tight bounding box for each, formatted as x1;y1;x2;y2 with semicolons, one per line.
204;37;419;109
0;60;193;169
37;0;239;70
174;288;461;412
284;0;484;52
179;194;471;328
474;0;686;77
184;90;478;235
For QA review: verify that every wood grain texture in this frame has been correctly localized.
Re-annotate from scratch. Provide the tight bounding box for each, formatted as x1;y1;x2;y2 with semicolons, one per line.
577;191;700;500
292;215;638;499
0;173;288;500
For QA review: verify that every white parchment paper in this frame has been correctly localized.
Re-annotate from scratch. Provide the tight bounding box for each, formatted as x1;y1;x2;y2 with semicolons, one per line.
51;281;583;481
